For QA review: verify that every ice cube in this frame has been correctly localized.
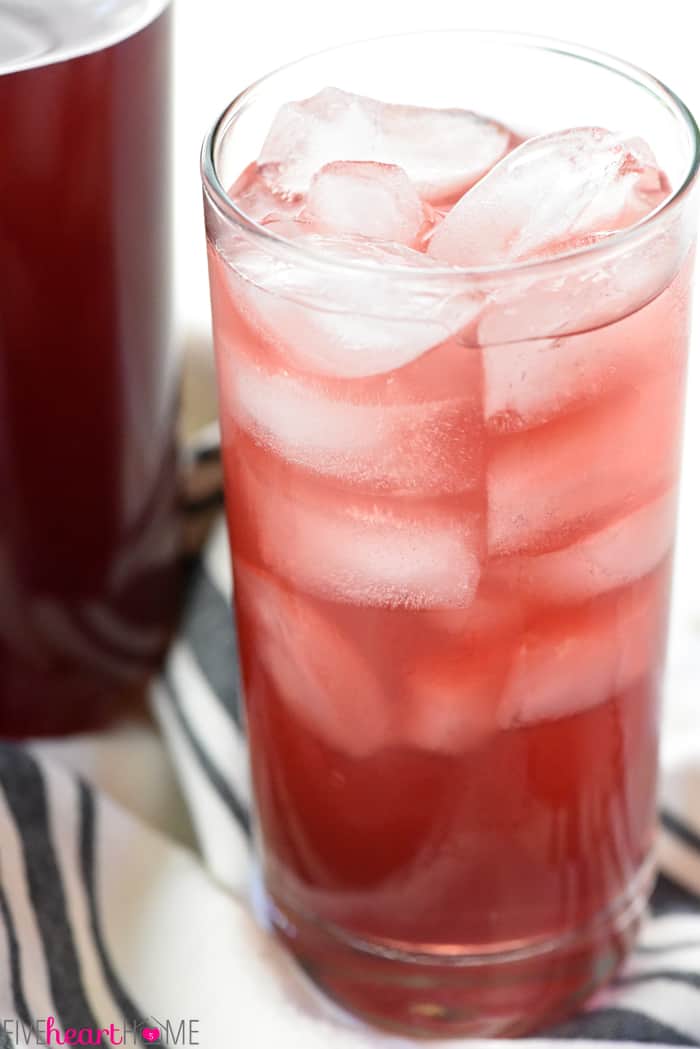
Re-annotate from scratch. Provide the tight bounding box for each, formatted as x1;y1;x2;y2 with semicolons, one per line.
235;453;483;609
373;101;514;204
487;370;684;556
400;585;524;753
214;224;480;379
482;278;688;430
258;88;377;197
229;162;301;224
498;571;666;728
235;561;390;756
483;335;572;431
402;654;501;754
429;128;668;266
474;227;687;349
490;488;677;604
303;161;425;245
259;87;514;203
217;335;483;494
419;579;526;641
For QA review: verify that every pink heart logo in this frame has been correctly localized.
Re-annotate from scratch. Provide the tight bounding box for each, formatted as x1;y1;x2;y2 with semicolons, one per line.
142;1029;160;1044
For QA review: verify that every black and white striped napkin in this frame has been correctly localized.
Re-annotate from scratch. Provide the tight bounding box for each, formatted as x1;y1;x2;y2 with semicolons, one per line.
2;426;700;1048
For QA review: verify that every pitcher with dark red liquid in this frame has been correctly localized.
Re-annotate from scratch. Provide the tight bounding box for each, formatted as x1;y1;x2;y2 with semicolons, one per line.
0;0;179;736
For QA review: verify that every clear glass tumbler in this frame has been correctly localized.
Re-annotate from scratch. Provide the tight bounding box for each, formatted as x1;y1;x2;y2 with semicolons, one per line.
202;32;699;1038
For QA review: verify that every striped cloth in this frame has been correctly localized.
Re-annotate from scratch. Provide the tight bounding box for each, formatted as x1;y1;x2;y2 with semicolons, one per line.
2;429;700;1048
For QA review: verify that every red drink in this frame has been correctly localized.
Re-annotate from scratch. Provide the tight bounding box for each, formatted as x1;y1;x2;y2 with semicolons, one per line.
203;34;698;1037
0;1;178;735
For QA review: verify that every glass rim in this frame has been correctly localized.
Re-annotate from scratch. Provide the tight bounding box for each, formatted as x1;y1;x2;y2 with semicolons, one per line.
201;28;700;281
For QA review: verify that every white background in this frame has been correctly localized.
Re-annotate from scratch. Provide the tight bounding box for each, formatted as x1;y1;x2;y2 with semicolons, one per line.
173;0;700;754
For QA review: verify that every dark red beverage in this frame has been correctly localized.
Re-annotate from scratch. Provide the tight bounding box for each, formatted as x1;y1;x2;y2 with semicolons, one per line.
0;1;179;736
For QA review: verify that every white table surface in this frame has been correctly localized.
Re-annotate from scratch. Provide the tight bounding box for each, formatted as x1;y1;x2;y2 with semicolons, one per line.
173;0;700;765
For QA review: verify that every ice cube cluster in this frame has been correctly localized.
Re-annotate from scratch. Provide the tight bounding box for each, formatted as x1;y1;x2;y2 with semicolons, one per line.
207;86;687;755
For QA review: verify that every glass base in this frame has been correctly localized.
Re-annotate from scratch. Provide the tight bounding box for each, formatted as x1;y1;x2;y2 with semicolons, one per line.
262;858;654;1038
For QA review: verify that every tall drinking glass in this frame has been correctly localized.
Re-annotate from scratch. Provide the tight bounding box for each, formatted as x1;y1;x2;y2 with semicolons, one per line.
202;32;699;1037
0;0;179;735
